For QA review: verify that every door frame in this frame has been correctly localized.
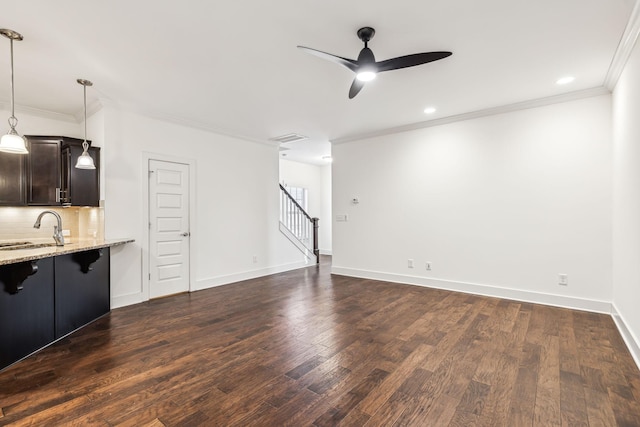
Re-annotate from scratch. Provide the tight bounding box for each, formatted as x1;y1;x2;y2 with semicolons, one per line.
141;152;197;301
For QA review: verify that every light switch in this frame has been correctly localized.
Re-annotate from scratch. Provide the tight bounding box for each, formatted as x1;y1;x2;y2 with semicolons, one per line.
336;214;348;222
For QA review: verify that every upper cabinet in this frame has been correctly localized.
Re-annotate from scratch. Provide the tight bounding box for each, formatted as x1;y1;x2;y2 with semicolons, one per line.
0;136;100;207
61;141;100;207
27;137;62;205
0;151;27;206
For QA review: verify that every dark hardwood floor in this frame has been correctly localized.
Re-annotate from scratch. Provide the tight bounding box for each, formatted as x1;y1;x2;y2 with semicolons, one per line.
1;256;640;426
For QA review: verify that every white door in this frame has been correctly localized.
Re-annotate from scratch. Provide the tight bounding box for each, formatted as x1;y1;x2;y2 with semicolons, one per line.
149;159;190;298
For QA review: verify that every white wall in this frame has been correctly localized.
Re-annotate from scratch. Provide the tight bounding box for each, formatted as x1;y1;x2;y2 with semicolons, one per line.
332;95;613;312
104;107;306;308
0;109;81;138
320;164;332;254
279;159;332;254
612;37;640;365
86;107;106;200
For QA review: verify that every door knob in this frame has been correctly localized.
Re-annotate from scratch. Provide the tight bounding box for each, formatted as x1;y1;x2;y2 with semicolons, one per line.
181;232;190;237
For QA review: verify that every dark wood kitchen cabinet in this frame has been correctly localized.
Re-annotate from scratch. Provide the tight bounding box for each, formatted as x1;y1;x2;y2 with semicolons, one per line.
26;136;62;205
61;142;100;207
0;151;27;206
0;135;102;207
0;258;55;369
0;136;100;207
54;249;110;337
0;247;111;370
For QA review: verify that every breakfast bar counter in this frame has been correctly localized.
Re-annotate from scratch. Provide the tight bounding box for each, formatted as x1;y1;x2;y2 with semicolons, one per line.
0;238;134;370
0;238;134;265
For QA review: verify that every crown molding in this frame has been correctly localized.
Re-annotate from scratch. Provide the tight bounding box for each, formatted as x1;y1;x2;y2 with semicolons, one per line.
604;0;640;90
0;100;76;122
332;86;610;145
71;99;107;122
1;96;275;147
124;106;277;147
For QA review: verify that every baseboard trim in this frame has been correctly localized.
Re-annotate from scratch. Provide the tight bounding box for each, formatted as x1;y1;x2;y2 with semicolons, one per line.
195;260;312;291
611;304;640;371
112;261;313;307
111;292;146;309
331;266;612;314
320;250;333;256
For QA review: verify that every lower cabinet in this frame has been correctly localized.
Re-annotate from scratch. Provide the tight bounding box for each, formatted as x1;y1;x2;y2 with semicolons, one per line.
55;249;110;337
0;248;110;370
0;258;55;370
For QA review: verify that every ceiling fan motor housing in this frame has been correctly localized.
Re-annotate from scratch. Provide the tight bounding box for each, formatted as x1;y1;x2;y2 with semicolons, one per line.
357;27;376;44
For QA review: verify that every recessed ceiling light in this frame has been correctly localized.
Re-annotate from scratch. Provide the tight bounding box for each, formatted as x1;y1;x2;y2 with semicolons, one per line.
423;107;436;114
556;76;575;85
322;155;333;162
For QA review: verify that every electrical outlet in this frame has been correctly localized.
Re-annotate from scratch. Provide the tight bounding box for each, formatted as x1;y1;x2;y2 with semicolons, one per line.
559;274;568;286
426;262;432;271
408;259;414;268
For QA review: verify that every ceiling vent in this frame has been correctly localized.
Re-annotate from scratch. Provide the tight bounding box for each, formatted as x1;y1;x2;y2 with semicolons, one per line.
269;133;308;144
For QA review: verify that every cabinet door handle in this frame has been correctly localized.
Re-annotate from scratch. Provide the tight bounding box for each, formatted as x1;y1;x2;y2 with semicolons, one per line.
180;232;190;237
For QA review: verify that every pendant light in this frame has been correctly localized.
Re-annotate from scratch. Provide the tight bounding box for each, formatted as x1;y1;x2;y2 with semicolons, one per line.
0;29;28;154
75;78;95;169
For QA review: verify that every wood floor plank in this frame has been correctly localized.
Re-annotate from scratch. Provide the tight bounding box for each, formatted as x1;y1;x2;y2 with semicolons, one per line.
456;379;491;416
533;335;560;426
356;343;434;416
398;392;459;426
559;369;590;426
1;256;638;425
584;388;617;427
313;367;389;426
475;351;521;426
558;308;582;375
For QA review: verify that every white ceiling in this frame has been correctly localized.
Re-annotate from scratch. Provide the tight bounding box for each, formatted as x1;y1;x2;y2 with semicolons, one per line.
1;0;637;165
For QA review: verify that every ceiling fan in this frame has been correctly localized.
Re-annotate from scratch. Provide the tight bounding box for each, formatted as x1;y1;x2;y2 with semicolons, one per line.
298;27;452;99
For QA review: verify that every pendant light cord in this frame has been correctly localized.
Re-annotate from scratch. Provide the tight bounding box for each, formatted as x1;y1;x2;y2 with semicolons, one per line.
83;83;88;151
7;37;18;129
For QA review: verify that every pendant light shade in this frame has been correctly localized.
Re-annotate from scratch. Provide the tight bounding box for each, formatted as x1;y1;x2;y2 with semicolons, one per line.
75;78;95;170
76;150;95;168
0;130;28;153
0;29;28;154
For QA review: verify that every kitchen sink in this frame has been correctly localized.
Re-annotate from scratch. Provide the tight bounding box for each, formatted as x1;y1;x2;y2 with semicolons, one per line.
0;241;33;248
0;242;74;250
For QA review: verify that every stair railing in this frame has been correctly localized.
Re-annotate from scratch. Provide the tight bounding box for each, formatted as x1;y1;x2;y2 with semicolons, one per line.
279;184;319;264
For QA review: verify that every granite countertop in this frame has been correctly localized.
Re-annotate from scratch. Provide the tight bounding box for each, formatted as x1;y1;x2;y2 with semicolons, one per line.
0;238;134;266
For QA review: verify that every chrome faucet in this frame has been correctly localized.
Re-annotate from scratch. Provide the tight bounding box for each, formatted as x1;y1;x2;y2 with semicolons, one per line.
33;210;65;246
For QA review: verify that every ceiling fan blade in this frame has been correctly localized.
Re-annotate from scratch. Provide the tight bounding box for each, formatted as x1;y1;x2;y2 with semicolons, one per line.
376;51;452;72
297;46;359;72
348;78;365;99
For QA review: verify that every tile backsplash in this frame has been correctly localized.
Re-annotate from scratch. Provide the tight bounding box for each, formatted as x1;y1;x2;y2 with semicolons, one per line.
0;207;104;241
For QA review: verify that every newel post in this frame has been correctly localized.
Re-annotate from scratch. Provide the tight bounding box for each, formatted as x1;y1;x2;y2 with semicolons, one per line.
312;217;320;264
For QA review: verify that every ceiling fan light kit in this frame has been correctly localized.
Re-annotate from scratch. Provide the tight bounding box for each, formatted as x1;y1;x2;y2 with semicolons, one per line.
356;70;376;82
298;26;452;99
